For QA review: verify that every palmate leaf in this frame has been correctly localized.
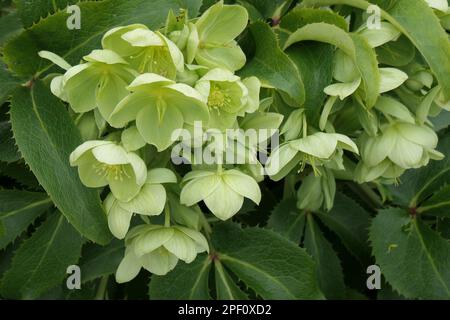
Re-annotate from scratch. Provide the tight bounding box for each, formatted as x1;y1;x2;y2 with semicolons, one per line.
238;21;305;107
0;212;84;299
370;208;450;299
3;0;183;77
10;80;110;244
150;223;323;300
302;0;450;101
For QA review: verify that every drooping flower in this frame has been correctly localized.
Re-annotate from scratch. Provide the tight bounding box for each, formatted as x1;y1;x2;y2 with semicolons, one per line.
102;24;184;79
104;168;177;239
186;1;248;71
58;49;138;119
180;169;261;220
108;73;209;151
359;121;444;170
115;224;209;281
297;168;335;212
195;68;260;130
266;132;359;181
69;140;147;202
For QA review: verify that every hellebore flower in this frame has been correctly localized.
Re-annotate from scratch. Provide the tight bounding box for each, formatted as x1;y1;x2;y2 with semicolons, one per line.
102;24;184;79
297;169;336;212
109;73;209;151
115;224;209;281
360;122;444;170
69;140;147;202
266;132;359;181
60;49;138;119
195;68;260;129
180;169;261;220
104;168;177;239
186;1;248;71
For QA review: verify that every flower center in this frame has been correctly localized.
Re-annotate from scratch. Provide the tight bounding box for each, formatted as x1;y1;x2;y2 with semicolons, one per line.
94;163;130;181
207;85;231;110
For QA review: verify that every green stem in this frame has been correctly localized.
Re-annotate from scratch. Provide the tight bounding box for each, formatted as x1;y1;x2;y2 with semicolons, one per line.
94;276;109;300
164;204;171;227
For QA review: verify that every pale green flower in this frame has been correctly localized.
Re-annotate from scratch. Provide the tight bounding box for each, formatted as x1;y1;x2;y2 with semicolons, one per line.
102;24;184;79
104;168;177;239
297;169;335;212
109;73;209;151
195;68;260;130
360;122;444;170
60;49;138;119
186;1;248;71
266;132;359;181
355;159;405;183
180;169;261;220
115;224;209;281
69;140;147;202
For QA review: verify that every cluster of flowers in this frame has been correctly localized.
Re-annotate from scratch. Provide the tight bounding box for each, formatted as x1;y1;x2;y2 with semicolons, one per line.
40;1;447;281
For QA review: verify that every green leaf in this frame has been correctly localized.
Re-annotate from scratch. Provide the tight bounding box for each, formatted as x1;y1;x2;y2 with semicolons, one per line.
303;0;450;101
78;239;124;283
176;0;203;17
390;134;450;208
315;192;371;263
214;260;248;300
267;197;306;243
213;223;323;299
0;212;84;299
238;21;305;107
278;7;348;47
304;214;346;299
285;44;334;125
0;10;23;46
14;0;85;28
0;120;21;163
0;190;51;249
10;80;111;244
376;36;415;67
284;23;380;108
3;0;182;77
418;185;450;217
0;62;21;103
238;0;289;20
370;208;450;299
149;253;211;300
0;161;40;189
0;190;51;219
